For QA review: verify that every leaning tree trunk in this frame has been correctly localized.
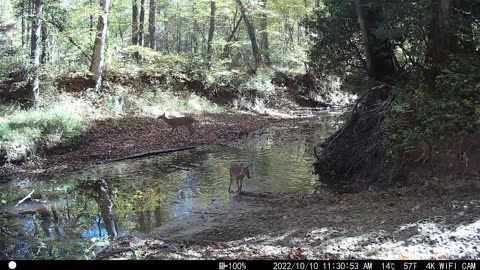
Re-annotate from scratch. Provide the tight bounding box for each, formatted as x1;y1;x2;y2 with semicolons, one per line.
206;0;216;66
148;0;156;49
88;180;118;239
29;0;43;108
90;0;110;92
259;0;271;66
424;0;451;92
314;0;397;191
237;0;261;69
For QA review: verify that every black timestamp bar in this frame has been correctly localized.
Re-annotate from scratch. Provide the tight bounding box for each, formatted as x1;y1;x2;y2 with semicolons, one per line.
6;259;478;270
265;260;478;270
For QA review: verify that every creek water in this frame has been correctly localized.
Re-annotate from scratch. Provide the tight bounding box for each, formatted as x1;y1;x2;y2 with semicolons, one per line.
0;112;339;259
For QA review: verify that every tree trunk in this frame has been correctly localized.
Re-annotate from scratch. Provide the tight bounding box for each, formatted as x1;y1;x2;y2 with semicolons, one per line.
207;0;216;66
139;0;145;46
90;0;94;40
27;0;32;49
259;0;271;66
90;0;111;92
165;20;169;53
89;180;118;239
424;0;451;91
236;0;261;69
176;14;181;53
192;21;198;53
132;0;139;46
313;0;398;190
21;0;26;48
40;20;47;64
355;0;396;104
148;0;156;49
29;0;43;108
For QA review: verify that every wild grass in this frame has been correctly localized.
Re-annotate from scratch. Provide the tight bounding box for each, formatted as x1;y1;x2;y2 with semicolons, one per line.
0;103;90;162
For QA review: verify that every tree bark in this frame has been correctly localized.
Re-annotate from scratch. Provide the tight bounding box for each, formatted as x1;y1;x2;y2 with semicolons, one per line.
132;0;139;46
40;20;47;64
90;0;111;92
355;0;396;104
424;0;451;91
139;0;145;46
21;0;26;48
236;0;261;69
89;180;118;239
29;0;43;108
207;0;216;66
148;0;156;49
259;0;271;66
27;0;32;49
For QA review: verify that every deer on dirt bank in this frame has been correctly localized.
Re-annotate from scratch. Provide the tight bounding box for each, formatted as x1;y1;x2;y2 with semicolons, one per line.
158;113;196;134
228;162;251;194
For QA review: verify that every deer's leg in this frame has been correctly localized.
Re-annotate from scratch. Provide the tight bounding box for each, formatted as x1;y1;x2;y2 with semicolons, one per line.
239;178;243;193
228;174;233;192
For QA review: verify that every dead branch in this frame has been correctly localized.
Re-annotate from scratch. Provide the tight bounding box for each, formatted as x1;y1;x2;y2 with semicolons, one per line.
101;145;198;164
14;190;34;208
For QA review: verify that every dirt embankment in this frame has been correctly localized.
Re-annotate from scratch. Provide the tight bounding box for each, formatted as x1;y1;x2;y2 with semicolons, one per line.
0;112;291;180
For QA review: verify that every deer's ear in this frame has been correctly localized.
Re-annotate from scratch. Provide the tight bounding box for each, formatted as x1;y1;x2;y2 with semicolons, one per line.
245;164;250;169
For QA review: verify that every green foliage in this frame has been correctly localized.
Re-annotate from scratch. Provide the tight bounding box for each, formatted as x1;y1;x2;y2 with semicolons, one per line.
305;0;363;77
239;70;276;95
0;104;90;162
271;43;309;74
0;49;30;82
143;91;225;114
385;59;480;157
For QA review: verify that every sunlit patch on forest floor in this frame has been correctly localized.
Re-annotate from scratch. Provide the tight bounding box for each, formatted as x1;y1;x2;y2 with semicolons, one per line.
98;176;480;260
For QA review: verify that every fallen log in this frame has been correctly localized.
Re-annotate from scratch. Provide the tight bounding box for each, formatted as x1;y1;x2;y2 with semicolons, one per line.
101;145;198;164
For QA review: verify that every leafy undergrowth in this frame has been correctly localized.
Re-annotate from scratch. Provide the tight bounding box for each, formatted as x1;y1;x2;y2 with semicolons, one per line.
0;104;89;163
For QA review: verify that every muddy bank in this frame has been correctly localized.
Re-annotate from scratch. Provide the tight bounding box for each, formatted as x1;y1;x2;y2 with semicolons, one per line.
98;176;480;260
0;111;318;181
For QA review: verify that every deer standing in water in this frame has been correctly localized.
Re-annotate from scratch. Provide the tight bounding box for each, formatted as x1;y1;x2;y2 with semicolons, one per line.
158;113;196;134
228;162;251;194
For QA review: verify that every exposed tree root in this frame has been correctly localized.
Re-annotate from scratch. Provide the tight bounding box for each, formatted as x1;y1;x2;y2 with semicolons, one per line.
314;93;392;192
